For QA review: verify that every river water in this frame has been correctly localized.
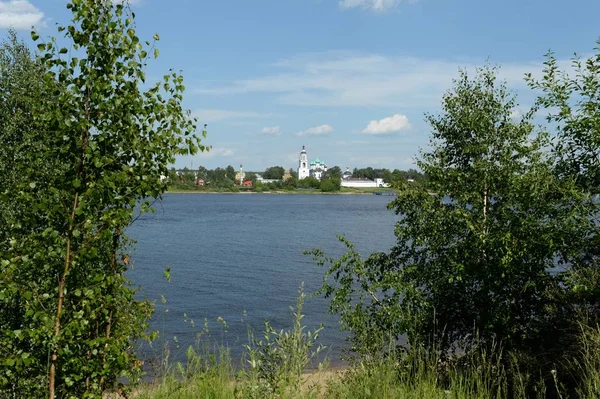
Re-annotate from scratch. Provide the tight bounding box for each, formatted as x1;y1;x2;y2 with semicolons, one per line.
127;193;399;366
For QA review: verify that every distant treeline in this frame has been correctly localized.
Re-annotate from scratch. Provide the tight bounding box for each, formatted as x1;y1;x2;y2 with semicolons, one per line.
168;165;427;192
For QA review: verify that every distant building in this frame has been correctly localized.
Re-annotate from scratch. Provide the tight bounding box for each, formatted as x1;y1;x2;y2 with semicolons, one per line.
256;174;280;184
283;168;293;182
341;166;389;188
342;166;352;180
310;157;327;180
297;146;328;180
235;165;246;185
341;178;388;188
298;146;310;180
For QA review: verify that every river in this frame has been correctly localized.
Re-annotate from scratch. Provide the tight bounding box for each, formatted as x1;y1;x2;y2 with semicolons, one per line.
127;193;399;367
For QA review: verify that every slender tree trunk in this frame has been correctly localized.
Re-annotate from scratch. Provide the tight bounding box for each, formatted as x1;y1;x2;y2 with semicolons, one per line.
482;185;489;265
99;310;113;390
48;193;79;399
483;187;488;222
99;229;120;390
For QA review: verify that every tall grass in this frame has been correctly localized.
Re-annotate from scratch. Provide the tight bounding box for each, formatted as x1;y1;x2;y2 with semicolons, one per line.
132;299;600;399
135;345;235;399
236;284;325;398
574;324;600;398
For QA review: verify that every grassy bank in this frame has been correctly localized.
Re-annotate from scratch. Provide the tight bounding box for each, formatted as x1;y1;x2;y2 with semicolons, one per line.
130;361;496;399
113;289;600;399
126;335;600;399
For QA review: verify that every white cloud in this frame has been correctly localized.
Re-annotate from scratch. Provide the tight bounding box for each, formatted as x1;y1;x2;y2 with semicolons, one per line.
260;126;281;136
510;107;532;120
198;147;235;158
296;124;333;136
196;51;548;109
193;109;268;123
362;114;410;134
111;0;142;5
339;0;407;12
0;0;45;29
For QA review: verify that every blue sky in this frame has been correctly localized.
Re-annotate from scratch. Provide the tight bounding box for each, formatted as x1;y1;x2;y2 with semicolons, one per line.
1;0;599;171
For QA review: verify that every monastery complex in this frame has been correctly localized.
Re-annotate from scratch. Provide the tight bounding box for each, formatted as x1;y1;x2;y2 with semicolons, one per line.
297;145;388;188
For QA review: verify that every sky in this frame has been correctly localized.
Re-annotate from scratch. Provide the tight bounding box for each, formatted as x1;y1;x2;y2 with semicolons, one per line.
1;0;600;172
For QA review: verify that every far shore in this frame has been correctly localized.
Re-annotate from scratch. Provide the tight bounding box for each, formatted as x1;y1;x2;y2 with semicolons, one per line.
165;189;397;196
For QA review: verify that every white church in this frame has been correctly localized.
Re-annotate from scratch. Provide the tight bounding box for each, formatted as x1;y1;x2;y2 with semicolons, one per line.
297;146;328;180
297;145;390;188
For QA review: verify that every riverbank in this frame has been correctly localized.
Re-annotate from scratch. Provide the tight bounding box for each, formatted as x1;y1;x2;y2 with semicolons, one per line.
166;188;397;195
114;342;600;399
124;367;347;399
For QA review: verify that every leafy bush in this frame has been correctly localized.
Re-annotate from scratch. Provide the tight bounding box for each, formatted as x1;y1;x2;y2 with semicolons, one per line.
0;1;204;397
320;178;340;192
298;177;321;190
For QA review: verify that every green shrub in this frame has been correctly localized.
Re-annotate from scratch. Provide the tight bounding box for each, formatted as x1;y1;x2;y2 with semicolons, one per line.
238;284;325;398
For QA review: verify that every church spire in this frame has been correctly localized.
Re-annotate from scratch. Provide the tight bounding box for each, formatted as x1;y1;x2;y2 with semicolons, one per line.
298;145;309;180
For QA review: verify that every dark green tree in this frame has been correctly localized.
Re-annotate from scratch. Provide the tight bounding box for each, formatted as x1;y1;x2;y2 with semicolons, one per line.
320;178;340;192
0;30;68;397
298;176;321;189
263;166;285;180
323;166;342;181
197;165;208;180
182;167;196;185
225;165;236;180
381;168;393;183
0;30;62;242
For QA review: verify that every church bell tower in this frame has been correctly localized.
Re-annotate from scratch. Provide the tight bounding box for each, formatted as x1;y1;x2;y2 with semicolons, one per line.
298;145;309;180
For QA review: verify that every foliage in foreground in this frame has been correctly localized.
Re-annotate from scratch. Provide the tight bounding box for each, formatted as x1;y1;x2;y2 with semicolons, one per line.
135;286;325;399
311;58;600;397
135;321;600;399
134;284;600;399
0;1;204;397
